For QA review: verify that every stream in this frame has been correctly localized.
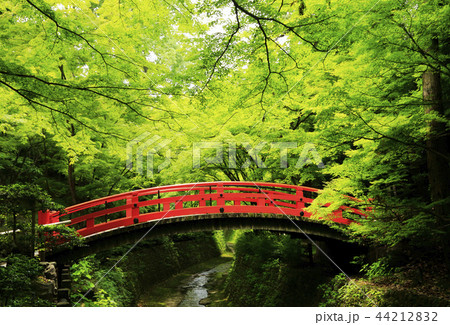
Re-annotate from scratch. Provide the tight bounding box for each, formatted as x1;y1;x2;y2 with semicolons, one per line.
178;261;232;307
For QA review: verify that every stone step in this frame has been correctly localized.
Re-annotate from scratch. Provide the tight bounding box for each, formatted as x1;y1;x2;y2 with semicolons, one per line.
60;273;71;281
56;298;71;307
61;279;71;289
57;288;70;300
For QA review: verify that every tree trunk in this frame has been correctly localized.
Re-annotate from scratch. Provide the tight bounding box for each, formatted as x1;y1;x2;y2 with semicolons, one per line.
30;206;36;258
68;162;77;205
68;123;77;205
12;212;17;248
422;38;450;233
422;38;450;219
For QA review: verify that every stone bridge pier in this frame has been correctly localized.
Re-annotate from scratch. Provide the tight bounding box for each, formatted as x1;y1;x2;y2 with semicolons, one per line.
35;262;71;306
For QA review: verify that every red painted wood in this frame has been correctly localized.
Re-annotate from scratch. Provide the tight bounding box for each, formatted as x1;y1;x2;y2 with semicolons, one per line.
39;181;370;239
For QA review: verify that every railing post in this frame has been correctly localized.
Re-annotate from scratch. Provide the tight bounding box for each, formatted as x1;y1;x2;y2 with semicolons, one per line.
209;186;212;206
158;190;161;211
365;205;373;216
126;193;140;218
296;188;305;211
38;210;50;225
257;188;265;207
86;218;95;229
38;210;62;225
199;189;206;207
216;183;225;207
174;199;183;210
332;209;343;218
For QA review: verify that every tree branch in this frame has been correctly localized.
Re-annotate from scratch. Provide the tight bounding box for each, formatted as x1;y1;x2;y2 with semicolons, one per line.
0;80;127;140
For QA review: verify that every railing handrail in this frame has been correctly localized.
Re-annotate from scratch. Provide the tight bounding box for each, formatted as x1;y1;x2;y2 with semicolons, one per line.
41;182;318;215
38;181;369;238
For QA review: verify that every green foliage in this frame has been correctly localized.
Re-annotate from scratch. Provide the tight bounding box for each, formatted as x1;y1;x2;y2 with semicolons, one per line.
90;289;118;307
319;273;383;307
0;0;449;306
225;231;327;306
319;257;400;306
0;184;57;253
0;184;54;213
213;230;227;253
70;255;132;307
36;224;85;253
0;0;448;249
70;256;95;297
0;254;50;306
361;258;399;281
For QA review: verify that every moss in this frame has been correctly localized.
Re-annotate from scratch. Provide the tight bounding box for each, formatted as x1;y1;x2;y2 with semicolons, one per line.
319;276;450;307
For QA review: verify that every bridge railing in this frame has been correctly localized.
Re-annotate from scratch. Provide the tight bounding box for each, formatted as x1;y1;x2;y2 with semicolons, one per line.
38;182;368;237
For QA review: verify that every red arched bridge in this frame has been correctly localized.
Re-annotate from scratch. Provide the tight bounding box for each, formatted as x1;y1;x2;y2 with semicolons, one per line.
39;181;368;240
